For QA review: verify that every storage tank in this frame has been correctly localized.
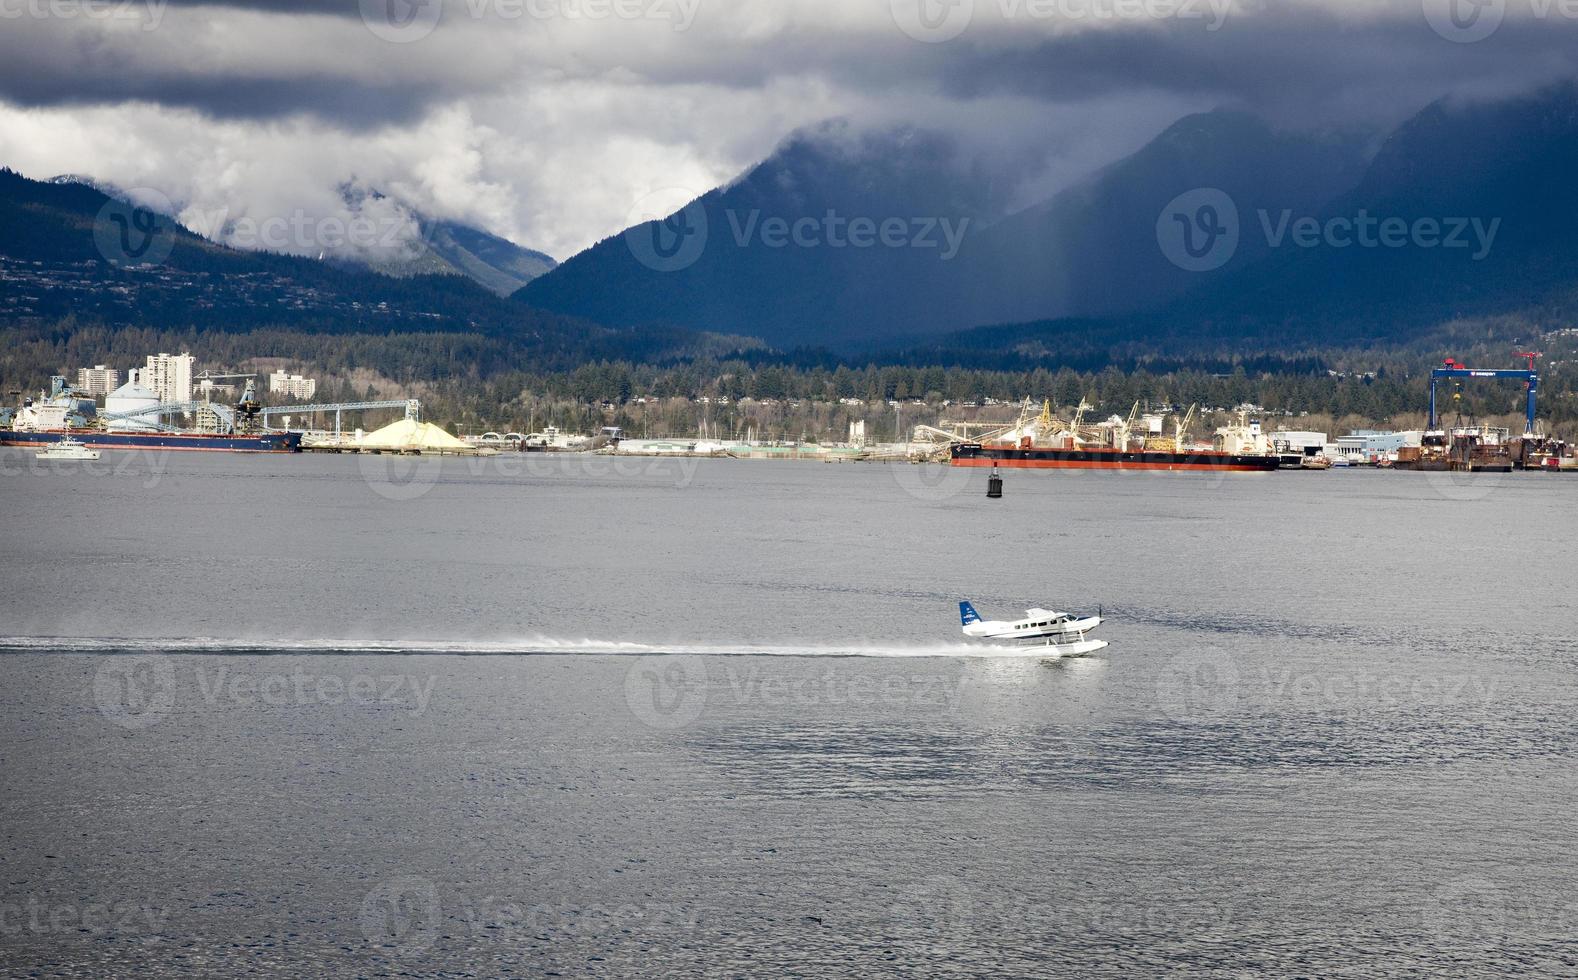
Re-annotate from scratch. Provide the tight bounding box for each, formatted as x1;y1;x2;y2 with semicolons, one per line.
104;381;161;432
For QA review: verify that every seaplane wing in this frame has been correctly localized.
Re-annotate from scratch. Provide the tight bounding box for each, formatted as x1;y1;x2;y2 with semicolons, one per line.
959;601;1104;649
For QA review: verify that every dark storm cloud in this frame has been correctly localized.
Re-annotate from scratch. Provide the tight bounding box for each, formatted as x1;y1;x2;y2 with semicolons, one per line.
1;1;1577;129
910;13;1578;126
0;72;440;128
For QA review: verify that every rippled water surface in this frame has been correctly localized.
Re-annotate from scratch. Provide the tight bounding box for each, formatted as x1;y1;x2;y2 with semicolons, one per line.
1;451;1575;977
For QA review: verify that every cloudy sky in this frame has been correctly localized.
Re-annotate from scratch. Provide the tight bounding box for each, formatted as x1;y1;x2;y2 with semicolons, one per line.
2;0;1576;260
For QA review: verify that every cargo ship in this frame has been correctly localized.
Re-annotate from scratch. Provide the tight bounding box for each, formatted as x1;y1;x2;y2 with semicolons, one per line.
947;401;1279;473
2;429;301;453
3;377;302;454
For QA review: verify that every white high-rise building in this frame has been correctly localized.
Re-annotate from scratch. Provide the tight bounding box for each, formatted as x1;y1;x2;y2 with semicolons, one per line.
269;371;317;400
144;352;194;405
75;365;120;398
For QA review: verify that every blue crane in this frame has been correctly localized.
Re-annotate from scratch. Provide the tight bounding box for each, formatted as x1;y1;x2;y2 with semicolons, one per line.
1428;355;1539;435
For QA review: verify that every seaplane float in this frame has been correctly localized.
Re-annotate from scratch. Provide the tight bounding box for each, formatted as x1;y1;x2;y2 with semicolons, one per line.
959;601;1108;656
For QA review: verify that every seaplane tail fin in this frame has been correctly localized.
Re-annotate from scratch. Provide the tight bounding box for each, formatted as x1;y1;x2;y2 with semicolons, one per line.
959;601;981;626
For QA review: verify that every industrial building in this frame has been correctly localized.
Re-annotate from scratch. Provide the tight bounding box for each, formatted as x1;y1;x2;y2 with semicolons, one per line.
1270;430;1329;455
75;365;120;397
269;371;317;400
103;381;161;432
140;352;195;405
1329;430;1423;463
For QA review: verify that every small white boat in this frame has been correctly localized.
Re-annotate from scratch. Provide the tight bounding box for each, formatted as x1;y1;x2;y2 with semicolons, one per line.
35;436;100;461
958;602;1108;656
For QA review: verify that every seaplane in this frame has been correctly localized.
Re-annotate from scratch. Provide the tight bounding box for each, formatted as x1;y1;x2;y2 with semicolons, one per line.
959;601;1108;656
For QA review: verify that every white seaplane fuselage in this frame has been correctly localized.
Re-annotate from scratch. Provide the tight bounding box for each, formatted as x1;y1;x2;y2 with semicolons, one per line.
959;602;1108;656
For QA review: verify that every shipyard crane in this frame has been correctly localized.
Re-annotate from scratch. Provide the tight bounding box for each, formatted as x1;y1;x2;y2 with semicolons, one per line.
1116;401;1140;450
1071;399;1091;434
1429;355;1539;435
1174;404;1198;453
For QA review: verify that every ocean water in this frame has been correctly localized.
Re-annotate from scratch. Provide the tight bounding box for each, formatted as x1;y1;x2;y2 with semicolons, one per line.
1;449;1575;977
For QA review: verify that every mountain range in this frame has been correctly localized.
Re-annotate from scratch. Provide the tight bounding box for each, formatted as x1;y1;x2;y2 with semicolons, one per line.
45;175;557;299
520;80;1578;356
7;80;1578;367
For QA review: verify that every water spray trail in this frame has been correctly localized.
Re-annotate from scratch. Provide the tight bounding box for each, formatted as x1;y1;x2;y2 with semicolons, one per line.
0;636;1083;659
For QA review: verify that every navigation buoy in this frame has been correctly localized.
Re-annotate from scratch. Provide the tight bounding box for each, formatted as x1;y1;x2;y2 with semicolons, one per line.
987;467;1003;498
